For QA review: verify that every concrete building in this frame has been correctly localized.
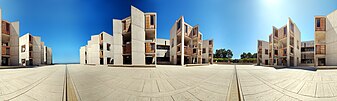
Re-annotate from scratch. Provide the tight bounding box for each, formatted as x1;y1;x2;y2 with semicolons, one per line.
267;18;301;67
202;39;213;64
0;9;20;66
257;40;269;65
156;38;170;64
19;33;52;66
80;32;113;65
314;10;337;66
301;41;314;65
112;6;156;65
170;16;203;65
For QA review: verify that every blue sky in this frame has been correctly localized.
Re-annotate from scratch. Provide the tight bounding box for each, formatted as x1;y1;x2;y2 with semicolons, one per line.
1;0;336;63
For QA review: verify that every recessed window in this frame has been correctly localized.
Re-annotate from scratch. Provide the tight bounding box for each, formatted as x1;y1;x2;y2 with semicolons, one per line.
21;45;26;52
185;24;188;33
265;49;268;55
150;15;155;25
202;48;206;53
107;43;111;51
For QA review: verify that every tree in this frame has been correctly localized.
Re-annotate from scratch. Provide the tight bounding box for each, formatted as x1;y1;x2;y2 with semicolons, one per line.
247;52;252;58
240;52;247;59
226;49;233;58
252;53;257;58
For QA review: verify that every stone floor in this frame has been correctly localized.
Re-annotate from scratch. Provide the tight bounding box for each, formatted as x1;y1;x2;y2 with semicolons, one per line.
1;64;337;100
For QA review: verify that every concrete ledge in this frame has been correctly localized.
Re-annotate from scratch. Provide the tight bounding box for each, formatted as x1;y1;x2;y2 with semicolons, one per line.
0;66;35;69
185;64;209;67
316;66;337;69
108;64;156;68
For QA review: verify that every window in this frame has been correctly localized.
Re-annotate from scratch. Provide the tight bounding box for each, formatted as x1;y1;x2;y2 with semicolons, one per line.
177;19;181;30
107;57;111;64
185;24;188;33
290;22;294;32
100;44;103;50
316;45;326;54
284;27;287;35
107;43;111;51
150;15;155;25
6;23;10;32
21;45;26;52
151;43;155;50
265;49;268;55
202;48;206;53
193;49;197;53
316;18;321;27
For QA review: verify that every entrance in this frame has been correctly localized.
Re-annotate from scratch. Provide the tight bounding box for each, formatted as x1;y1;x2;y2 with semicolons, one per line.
318;58;326;66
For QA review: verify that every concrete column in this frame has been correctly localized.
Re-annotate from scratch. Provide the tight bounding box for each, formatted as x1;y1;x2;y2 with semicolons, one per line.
9;21;19;66
112;19;123;65
131;6;145;65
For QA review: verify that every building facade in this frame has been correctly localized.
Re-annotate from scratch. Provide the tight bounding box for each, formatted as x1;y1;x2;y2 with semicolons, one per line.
19;33;52;66
156;38;170;64
170;16;204;65
0;9;20;66
257;40;269;65
314;10;337;66
301;41;314;65
267;18;301;67
80;6;157;66
112;6;156;65
80;32;113;65
202;39;213;64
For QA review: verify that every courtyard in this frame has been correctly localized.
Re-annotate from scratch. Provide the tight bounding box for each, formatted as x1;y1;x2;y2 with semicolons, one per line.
1;64;337;100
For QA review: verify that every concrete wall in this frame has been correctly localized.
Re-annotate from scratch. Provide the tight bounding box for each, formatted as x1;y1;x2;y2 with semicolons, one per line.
19;34;30;66
289;18;301;66
326;10;337;65
202;40;210;63
79;46;87;64
87;35;99;65
112;19;123;65
131;6;145;65
102;32;113;65
259;40;269;65
32;36;41;66
46;47;52;64
40;42;44;64
9;21;19;66
169;19;178;65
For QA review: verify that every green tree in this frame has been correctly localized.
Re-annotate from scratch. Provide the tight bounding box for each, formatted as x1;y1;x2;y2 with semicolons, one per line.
240;52;247;59
247;52;252;58
226;49;233;58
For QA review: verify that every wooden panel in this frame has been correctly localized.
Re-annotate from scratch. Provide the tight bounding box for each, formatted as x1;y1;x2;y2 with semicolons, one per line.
145;42;155;53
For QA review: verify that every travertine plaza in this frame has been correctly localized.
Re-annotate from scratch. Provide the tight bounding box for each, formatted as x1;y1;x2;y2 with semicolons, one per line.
3;64;337;100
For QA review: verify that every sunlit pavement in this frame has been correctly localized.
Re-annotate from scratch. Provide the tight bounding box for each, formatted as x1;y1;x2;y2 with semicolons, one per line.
67;64;234;101
238;65;337;101
2;64;337;100
0;65;65;101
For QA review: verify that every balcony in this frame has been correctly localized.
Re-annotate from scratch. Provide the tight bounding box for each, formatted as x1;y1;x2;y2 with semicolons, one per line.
2;21;10;35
